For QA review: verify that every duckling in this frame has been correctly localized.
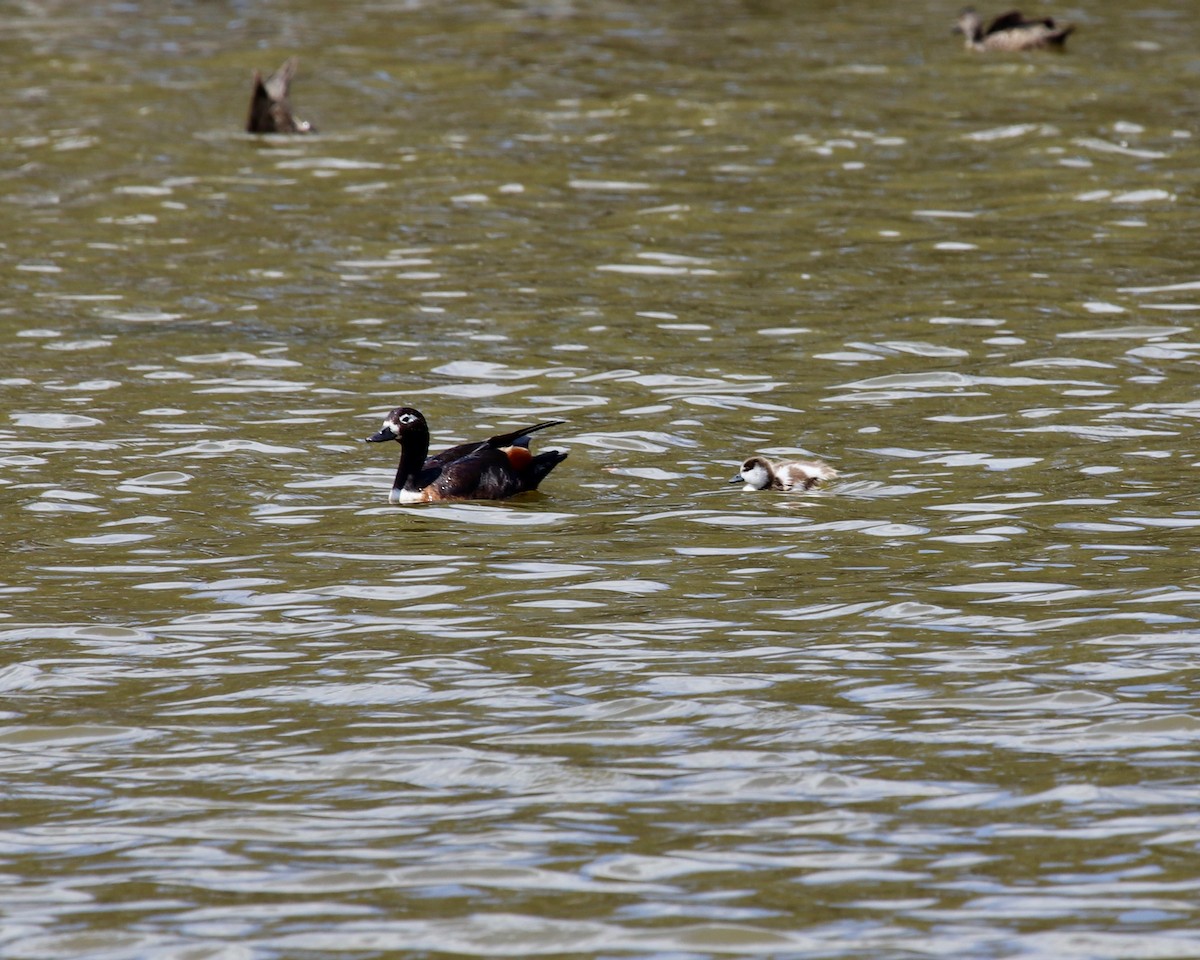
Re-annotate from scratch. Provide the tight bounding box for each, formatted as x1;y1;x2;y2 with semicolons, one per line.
366;407;567;503
955;8;1074;51
246;57;314;134
731;455;837;492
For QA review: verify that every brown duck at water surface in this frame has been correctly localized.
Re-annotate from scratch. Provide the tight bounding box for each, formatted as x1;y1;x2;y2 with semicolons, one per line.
955;8;1074;51
246;57;314;134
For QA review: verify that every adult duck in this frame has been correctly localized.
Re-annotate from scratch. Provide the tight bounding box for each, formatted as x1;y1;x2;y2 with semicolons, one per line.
366;407;567;503
955;8;1074;51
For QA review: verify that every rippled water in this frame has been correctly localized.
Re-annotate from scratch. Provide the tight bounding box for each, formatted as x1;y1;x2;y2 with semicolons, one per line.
4;0;1200;957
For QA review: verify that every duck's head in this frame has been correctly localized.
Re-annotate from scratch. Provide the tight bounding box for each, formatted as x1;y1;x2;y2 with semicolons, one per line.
730;456;772;490
954;8;982;39
366;407;429;444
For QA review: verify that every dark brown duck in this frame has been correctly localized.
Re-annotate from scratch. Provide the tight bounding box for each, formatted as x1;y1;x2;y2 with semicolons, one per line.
246;57;313;134
366;407;568;503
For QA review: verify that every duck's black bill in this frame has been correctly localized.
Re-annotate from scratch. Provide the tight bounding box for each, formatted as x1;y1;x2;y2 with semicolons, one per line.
366;428;396;443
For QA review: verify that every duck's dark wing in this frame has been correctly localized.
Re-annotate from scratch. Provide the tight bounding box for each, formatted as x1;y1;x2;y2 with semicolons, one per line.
985;10;1061;33
423;440;486;471
423;420;565;470
431;448;524;500
984;11;1029;33
430;446;569;500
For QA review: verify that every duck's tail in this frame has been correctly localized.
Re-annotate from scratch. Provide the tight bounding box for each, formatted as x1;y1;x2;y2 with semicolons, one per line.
526;450;569;489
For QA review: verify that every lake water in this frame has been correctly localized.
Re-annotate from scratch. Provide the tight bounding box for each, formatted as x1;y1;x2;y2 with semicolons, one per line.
4;1;1200;957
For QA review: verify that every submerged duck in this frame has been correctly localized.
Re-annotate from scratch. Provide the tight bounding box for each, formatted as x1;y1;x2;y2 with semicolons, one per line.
246;57;314;134
366;407;568;503
954;8;1074;51
731;455;837;492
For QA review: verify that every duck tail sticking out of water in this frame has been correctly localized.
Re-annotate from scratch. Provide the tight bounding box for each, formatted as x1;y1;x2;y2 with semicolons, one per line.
246;57;314;134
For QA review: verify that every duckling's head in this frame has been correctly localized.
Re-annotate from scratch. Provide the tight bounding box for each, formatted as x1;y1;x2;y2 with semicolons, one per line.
730;456;773;490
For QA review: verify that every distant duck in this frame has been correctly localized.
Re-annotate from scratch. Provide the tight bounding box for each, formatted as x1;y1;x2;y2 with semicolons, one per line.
366;407;568;503
955;8;1074;51
731;455;837;492
246;57;314;134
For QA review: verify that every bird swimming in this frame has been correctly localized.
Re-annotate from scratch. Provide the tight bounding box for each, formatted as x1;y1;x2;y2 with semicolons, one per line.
731;455;837;492
365;407;568;503
954;8;1074;51
246;57;314;134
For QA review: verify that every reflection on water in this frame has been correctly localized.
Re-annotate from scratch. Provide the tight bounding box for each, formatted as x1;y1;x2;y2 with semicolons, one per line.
4;0;1200;956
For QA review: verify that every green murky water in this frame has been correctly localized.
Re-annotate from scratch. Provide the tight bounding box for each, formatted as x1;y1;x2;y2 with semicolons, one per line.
4;1;1200;957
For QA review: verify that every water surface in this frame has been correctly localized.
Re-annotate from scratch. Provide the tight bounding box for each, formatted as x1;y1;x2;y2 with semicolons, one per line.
4;1;1200;957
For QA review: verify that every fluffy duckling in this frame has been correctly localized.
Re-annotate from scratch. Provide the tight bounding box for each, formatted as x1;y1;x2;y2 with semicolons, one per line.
246;57;314;134
955;8;1074;51
731;455;837;493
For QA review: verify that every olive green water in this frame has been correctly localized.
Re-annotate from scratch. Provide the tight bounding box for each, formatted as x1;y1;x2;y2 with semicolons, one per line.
4;1;1200;957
